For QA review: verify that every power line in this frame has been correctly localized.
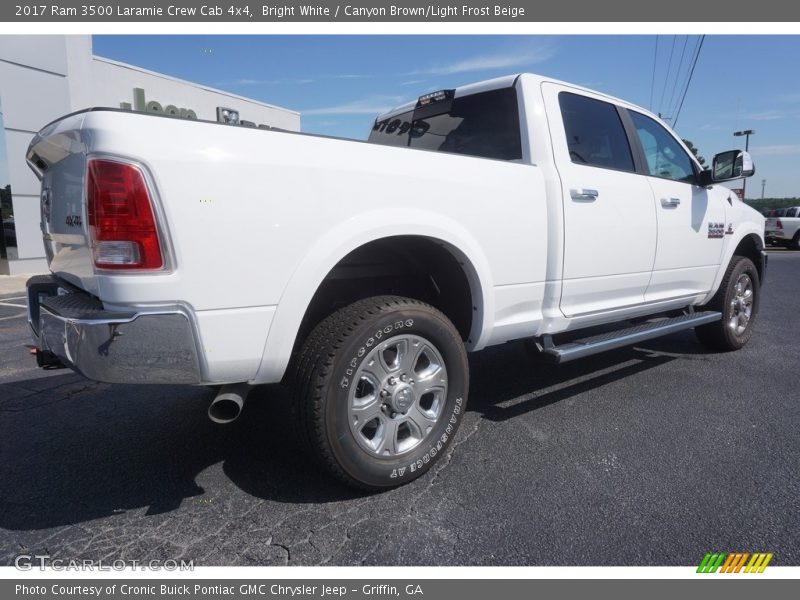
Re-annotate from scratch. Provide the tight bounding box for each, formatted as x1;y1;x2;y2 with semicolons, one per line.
665;36;689;120
672;35;706;129
657;35;677;116
649;36;659;111
667;35;702;121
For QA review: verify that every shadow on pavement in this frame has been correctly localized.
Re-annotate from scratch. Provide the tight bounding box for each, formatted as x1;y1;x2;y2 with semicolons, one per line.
469;330;713;422
0;378;365;533
0;329;713;532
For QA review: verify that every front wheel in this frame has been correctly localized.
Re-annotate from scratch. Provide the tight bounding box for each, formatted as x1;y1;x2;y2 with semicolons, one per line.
292;296;469;490
695;256;760;351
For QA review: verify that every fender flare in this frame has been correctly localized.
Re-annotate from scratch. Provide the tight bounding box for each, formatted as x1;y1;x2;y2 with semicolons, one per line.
702;225;764;304
251;208;495;384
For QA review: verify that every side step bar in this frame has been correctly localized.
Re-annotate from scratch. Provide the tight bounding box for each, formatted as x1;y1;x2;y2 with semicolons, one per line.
539;311;722;364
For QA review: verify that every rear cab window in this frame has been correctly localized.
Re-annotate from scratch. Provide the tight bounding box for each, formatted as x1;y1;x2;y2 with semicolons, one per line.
558;92;634;172
368;87;522;161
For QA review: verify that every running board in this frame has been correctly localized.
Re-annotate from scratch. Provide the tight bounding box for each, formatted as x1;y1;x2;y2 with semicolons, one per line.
539;311;722;364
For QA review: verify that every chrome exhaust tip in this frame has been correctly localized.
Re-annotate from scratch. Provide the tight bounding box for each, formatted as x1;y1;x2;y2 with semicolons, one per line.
208;383;252;424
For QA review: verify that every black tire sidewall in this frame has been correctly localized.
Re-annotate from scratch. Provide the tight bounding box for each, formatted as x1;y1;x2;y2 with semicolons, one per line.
324;304;468;488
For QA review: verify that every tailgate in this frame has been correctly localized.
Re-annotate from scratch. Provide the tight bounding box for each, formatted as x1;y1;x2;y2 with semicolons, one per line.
764;217;777;232
27;112;98;296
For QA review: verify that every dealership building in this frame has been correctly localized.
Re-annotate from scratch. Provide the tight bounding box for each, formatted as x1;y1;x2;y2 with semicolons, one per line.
0;35;300;275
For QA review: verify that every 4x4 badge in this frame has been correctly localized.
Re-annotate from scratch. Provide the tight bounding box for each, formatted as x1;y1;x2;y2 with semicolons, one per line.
40;188;52;223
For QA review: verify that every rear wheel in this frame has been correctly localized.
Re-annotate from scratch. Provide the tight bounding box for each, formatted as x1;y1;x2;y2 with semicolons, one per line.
695;256;760;351
292;296;469;490
791;232;800;251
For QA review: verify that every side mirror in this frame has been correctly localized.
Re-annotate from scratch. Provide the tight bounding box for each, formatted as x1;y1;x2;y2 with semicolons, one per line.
710;149;755;182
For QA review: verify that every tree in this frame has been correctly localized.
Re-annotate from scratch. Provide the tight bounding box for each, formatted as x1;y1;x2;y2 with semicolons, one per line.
682;139;706;167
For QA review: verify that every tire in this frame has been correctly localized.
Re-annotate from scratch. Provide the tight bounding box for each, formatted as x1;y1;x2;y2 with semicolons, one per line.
291;296;469;490
791;232;800;251
695;256;760;351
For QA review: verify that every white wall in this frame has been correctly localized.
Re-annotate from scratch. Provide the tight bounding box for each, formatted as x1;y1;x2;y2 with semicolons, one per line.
0;35;299;275
90;57;300;130
0;36;74;274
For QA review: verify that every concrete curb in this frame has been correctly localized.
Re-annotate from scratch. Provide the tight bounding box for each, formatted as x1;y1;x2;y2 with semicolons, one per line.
0;274;32;297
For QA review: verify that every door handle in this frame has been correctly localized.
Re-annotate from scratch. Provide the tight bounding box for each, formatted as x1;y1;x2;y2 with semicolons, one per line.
570;188;599;201
661;197;681;207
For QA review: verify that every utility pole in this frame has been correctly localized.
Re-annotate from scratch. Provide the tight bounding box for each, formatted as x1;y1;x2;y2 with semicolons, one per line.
734;129;755;199
761;179;766;200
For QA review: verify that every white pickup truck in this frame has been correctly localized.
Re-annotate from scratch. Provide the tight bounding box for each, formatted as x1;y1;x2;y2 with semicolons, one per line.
765;206;800;249
26;73;765;489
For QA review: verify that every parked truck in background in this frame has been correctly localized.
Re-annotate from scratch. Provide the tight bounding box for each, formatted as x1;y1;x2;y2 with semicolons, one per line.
765;206;800;249
25;73;765;489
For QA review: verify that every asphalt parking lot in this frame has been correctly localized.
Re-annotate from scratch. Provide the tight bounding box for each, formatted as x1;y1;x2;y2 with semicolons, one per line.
1;251;798;567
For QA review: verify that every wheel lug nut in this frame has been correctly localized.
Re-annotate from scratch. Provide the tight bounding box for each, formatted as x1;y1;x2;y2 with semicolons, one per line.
380;389;389;397
388;377;396;386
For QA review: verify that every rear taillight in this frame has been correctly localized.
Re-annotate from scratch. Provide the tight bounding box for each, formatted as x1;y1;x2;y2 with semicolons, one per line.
776;219;783;230
87;159;163;270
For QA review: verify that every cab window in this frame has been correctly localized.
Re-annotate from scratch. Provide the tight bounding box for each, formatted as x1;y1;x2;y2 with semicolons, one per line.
558;92;635;172
629;111;696;183
368;88;522;161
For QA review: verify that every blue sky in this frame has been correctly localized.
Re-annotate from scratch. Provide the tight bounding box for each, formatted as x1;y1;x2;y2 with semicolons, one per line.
93;35;800;199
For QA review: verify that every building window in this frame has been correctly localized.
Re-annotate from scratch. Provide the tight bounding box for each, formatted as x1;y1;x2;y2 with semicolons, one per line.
0;97;16;261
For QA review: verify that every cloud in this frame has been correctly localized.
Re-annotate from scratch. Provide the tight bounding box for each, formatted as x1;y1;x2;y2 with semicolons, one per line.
304;95;407;116
735;108;800;121
745;110;786;121
325;74;371;80
230;74;368;86
749;144;800;156
401;79;427;86
409;44;555;76
232;78;282;85
699;123;728;132
229;77;315;85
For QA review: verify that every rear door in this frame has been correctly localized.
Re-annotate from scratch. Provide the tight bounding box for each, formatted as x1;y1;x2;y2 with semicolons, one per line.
625;110;727;301
542;84;657;317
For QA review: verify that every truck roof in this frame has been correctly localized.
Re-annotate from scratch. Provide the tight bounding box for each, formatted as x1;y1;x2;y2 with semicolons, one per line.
376;72;661;125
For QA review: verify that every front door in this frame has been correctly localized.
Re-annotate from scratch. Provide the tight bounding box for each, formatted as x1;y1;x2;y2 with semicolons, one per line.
626;110;727;301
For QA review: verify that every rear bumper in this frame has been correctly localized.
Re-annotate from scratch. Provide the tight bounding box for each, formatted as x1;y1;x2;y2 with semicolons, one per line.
27;275;202;384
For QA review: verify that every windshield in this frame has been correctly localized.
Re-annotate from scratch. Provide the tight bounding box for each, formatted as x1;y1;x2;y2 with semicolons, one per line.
368;87;522;161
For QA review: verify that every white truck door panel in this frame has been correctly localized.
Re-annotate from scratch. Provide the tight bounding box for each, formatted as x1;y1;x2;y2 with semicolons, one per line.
542;83;657;317
626;110;726;301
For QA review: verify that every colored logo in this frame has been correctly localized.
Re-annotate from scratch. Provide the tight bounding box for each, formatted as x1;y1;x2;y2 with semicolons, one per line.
697;552;773;573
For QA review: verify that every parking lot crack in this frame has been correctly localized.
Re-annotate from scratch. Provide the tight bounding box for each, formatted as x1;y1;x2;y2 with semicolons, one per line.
0;382;103;413
270;542;291;564
355;416;485;565
429;416;483;485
